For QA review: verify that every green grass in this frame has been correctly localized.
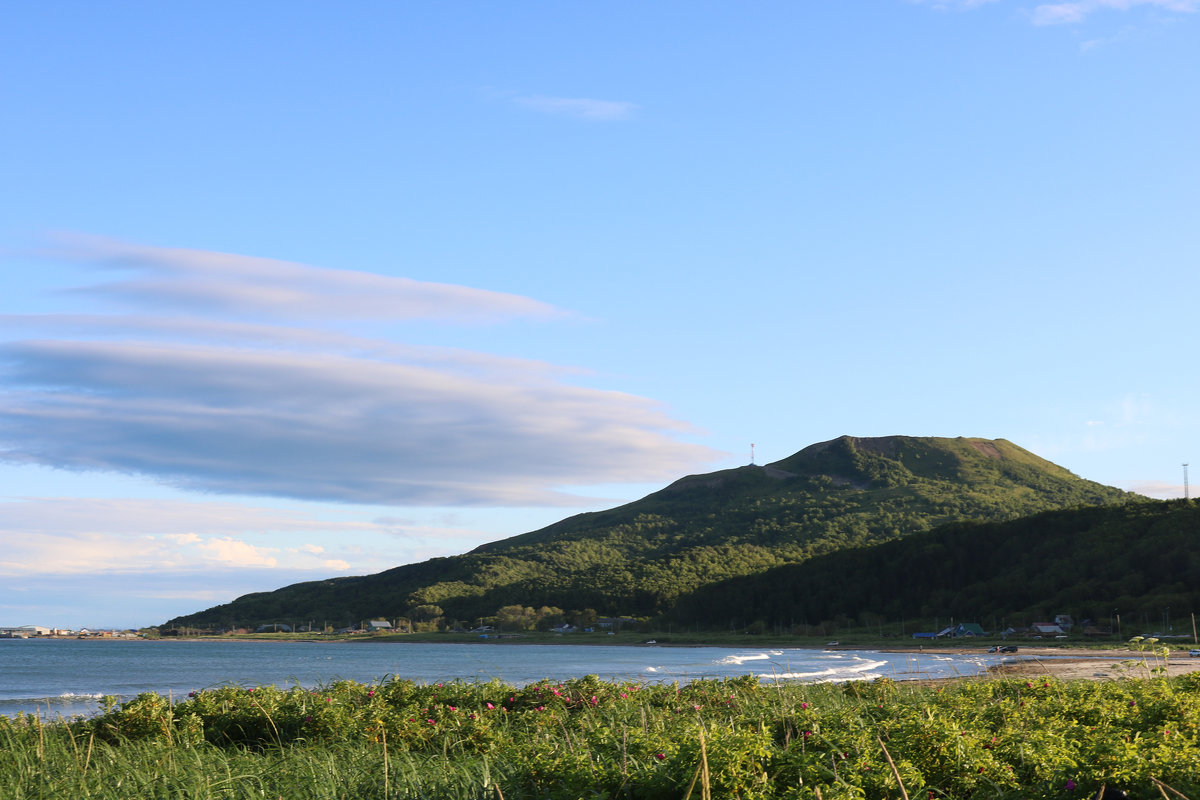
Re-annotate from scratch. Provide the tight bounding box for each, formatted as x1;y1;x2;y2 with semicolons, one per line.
5;670;1200;799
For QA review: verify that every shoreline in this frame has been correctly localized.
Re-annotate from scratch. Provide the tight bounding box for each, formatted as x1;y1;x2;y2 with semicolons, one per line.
886;646;1200;681
984;647;1200;681
13;636;1200;682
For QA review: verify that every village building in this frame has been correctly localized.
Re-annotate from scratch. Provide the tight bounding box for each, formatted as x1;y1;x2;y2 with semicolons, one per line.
0;625;51;638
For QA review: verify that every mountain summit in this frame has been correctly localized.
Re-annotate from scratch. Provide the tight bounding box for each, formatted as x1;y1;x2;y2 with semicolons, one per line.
164;436;1137;630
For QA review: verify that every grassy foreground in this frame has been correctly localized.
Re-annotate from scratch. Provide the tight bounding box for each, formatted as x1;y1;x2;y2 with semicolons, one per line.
5;671;1200;799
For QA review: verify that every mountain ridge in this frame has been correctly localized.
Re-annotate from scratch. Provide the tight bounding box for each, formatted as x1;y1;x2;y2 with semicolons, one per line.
163;435;1139;630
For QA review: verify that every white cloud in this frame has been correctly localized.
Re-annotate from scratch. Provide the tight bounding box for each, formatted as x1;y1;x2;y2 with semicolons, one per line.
513;95;638;121
0;529;275;575
0;497;385;576
0;236;719;506
1032;0;1200;24
0;569;362;629
1122;479;1187;499
48;234;566;323
1031;2;1090;22
0;497;382;537
909;0;1000;10
197;537;278;568
0;339;710;504
911;0;1199;22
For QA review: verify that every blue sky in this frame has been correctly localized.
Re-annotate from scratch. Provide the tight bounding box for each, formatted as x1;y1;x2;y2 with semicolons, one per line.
2;1;1197;629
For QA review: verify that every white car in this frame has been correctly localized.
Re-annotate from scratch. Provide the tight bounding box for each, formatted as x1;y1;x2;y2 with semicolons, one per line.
1188;649;1200;657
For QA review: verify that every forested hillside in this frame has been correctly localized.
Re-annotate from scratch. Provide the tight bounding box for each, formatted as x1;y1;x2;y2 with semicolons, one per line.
163;435;1138;630
672;499;1199;632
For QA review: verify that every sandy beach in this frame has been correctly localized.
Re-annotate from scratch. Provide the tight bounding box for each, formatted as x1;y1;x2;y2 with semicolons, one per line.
907;647;1200;681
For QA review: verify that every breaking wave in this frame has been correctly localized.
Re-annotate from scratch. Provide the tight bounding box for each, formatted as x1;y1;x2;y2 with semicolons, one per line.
759;656;889;684
716;652;773;666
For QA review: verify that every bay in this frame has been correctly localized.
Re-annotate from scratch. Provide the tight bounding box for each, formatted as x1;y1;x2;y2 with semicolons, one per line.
0;638;1010;719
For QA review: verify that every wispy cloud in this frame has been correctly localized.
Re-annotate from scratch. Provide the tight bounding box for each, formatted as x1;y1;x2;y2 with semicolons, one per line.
909;0;1001;10
1123;479;1187;499
0;236;717;507
0;495;503;629
0;568;359;628
48;235;564;323
912;0;1199;23
1032;0;1199;24
0;497;380;576
512;95;638;121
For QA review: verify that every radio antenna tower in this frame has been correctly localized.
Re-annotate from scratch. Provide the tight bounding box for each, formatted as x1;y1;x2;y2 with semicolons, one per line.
1185;463;1190;501
750;443;756;465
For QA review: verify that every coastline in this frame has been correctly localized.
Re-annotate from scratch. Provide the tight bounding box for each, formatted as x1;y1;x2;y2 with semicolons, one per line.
876;646;1200;681
16;636;1200;683
987;647;1200;681
4;641;1196;720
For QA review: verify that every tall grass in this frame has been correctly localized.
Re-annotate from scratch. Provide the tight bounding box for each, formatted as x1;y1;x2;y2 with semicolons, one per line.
3;672;1200;799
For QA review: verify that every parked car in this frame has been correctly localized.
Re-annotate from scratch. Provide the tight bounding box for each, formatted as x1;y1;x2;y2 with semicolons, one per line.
988;645;1019;654
1188;649;1200;657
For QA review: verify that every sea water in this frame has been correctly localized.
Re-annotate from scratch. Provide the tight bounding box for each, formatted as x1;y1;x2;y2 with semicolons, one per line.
0;638;1012;718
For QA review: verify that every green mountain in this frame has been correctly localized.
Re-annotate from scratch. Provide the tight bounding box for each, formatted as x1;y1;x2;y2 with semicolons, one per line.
671;499;1199;633
163;435;1138;630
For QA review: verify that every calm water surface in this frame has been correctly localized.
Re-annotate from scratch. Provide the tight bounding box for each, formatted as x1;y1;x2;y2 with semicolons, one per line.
0;638;1012;718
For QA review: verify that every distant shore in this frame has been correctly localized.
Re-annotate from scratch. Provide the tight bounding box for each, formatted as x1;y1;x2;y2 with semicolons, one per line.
22;635;1200;682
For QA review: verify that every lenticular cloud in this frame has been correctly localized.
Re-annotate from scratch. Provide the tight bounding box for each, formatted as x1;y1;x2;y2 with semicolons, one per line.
56;235;565;323
0;236;715;506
